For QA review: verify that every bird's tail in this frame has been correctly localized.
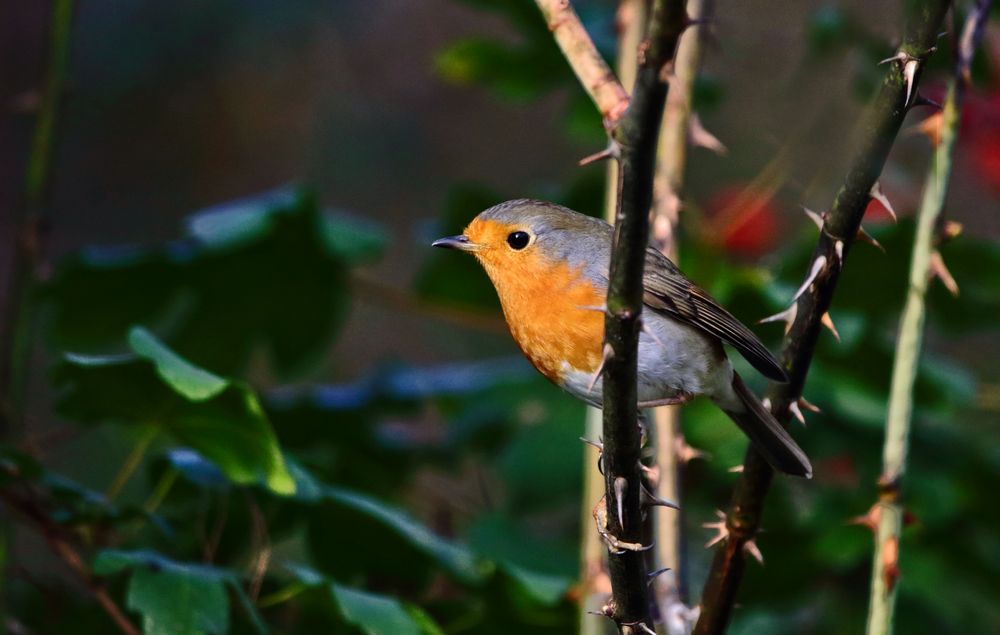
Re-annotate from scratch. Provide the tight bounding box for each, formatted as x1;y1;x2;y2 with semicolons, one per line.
719;371;812;478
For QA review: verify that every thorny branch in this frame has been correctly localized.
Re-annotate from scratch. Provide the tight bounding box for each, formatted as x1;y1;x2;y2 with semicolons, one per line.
538;0;690;631
580;3;646;633
692;2;951;634
866;3;994;634
602;0;689;632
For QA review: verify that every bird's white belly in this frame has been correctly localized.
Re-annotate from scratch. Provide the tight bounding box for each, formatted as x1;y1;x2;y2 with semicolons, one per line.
560;312;732;407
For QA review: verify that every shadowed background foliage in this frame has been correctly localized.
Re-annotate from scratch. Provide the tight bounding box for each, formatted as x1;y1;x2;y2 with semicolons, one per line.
1;1;999;634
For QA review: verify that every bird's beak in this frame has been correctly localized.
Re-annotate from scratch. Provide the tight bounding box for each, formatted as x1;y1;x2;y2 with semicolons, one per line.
432;234;479;251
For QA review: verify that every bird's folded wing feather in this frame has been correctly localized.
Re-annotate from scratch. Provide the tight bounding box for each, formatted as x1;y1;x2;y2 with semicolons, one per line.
641;248;788;383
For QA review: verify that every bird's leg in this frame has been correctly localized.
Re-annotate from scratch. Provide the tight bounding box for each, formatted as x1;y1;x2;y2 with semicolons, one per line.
593;495;652;555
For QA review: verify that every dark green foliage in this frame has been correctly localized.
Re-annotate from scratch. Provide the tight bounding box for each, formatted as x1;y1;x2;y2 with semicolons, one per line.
42;188;384;377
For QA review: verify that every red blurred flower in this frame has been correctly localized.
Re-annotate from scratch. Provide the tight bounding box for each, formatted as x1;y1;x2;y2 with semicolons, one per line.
704;184;781;259
961;89;1000;191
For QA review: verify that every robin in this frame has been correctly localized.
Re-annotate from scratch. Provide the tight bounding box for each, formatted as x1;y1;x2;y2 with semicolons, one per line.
433;199;811;478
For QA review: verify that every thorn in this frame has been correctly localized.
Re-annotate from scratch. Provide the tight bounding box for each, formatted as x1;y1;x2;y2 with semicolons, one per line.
588;601;616;619
674;435;708;464
638;461;659;487
878;52;906;65
689;113;728;155
792;256;827;302
761;397;772;412
911;93;942;109
902;58;919;106
614;477;627;531
799;396;821;413
743;539;765;565
928;250;959;296
821;311;841;342
801;205;825;230
759;303;797;335
581;438;605;475
788;399;806;426
647;567;671;580
849;503;881;532
703;510;728;548
728;464;744;473
577;304;608;313
638;623;657;635
882;535;900;592
940;220;963;243
578;141;620;166
870;182;897;222
652;193;681;250
914;110;943;146
587;344;614;393
834;240;844;268
857;225;886;252
877;52;920;107
641;483;680;510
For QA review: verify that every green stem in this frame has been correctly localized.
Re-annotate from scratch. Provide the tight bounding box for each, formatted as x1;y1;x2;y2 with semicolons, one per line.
257;582;310;609
106;427;159;501
142;467;179;514
866;3;993;633
692;2;950;633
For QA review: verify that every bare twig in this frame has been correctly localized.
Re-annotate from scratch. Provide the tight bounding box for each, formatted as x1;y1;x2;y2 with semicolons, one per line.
692;3;950;633
866;3;993;634
534;0;631;123
0;487;140;635
0;0;75;437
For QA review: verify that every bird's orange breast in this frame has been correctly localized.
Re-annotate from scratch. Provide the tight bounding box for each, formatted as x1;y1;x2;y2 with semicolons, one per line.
481;250;605;384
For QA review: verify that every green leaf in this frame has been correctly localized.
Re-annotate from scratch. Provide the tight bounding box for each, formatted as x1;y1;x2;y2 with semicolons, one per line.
55;328;295;495
129;327;228;400
284;563;444;635
93;550;229;635
331;584;423;635
318;485;491;585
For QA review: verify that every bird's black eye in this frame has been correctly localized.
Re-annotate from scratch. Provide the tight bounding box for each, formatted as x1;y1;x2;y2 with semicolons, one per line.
506;231;531;250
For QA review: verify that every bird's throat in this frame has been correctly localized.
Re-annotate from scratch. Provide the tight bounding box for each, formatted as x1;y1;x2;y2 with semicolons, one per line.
480;252;605;384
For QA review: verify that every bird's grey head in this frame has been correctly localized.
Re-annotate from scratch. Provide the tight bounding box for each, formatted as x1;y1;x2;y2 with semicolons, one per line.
431;198;611;266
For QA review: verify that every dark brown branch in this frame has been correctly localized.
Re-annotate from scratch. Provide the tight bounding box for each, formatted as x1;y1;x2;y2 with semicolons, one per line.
692;2;951;633
601;1;689;632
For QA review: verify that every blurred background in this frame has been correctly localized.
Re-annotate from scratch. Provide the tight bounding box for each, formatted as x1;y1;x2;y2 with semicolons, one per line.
2;0;999;633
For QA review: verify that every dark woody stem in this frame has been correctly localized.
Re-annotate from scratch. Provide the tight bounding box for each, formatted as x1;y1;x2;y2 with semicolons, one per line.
601;0;689;631
692;2;950;633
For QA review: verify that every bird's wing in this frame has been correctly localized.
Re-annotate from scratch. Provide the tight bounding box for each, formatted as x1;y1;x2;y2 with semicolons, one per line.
641;248;788;382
